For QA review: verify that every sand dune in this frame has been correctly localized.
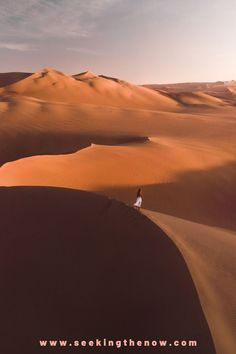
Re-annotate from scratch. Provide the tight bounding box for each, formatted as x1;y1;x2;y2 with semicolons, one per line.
1;134;235;230
1;70;235;110
145;81;236;106
143;210;236;354
0;68;179;110
0;95;158;165
1;90;235;166
0;187;215;354
171;92;225;107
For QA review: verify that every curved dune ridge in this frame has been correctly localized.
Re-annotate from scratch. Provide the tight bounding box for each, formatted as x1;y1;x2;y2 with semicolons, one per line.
143;210;236;354
0;187;215;354
0;68;179;110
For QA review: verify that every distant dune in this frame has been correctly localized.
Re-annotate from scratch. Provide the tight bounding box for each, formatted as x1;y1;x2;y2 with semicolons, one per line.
0;187;215;354
145;81;236;106
170;91;225;107
0;68;179;110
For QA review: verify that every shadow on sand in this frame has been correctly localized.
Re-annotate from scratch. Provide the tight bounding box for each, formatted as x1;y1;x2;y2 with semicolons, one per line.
101;160;236;231
0;186;215;353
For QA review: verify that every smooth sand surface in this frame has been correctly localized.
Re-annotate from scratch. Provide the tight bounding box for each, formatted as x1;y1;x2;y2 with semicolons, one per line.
142;210;236;354
0;187;215;354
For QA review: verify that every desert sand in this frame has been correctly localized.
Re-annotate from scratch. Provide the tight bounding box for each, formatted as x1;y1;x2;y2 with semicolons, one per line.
0;68;179;110
143;210;236;354
0;68;236;353
145;81;236;106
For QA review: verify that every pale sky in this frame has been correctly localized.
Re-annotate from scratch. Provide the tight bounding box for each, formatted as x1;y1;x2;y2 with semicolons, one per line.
0;0;235;84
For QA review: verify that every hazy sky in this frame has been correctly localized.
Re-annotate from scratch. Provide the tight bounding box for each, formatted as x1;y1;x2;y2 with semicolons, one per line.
0;0;235;83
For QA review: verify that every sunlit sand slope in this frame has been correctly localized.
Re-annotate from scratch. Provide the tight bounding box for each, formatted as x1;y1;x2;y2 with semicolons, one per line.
143;210;236;354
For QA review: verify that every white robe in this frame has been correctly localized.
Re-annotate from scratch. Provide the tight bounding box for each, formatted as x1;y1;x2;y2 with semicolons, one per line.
134;196;142;208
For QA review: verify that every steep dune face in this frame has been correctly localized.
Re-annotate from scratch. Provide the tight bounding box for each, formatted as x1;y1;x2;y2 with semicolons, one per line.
0;187;215;354
143;210;236;354
0;72;32;87
73;70;98;80
0;68;179;110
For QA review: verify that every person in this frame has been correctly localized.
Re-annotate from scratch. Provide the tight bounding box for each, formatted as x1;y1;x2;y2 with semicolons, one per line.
133;188;143;210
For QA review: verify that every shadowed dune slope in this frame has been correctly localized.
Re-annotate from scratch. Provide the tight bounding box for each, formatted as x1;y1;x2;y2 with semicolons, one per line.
0;72;32;87
143;210;236;354
100;160;236;231
0;187;215;354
